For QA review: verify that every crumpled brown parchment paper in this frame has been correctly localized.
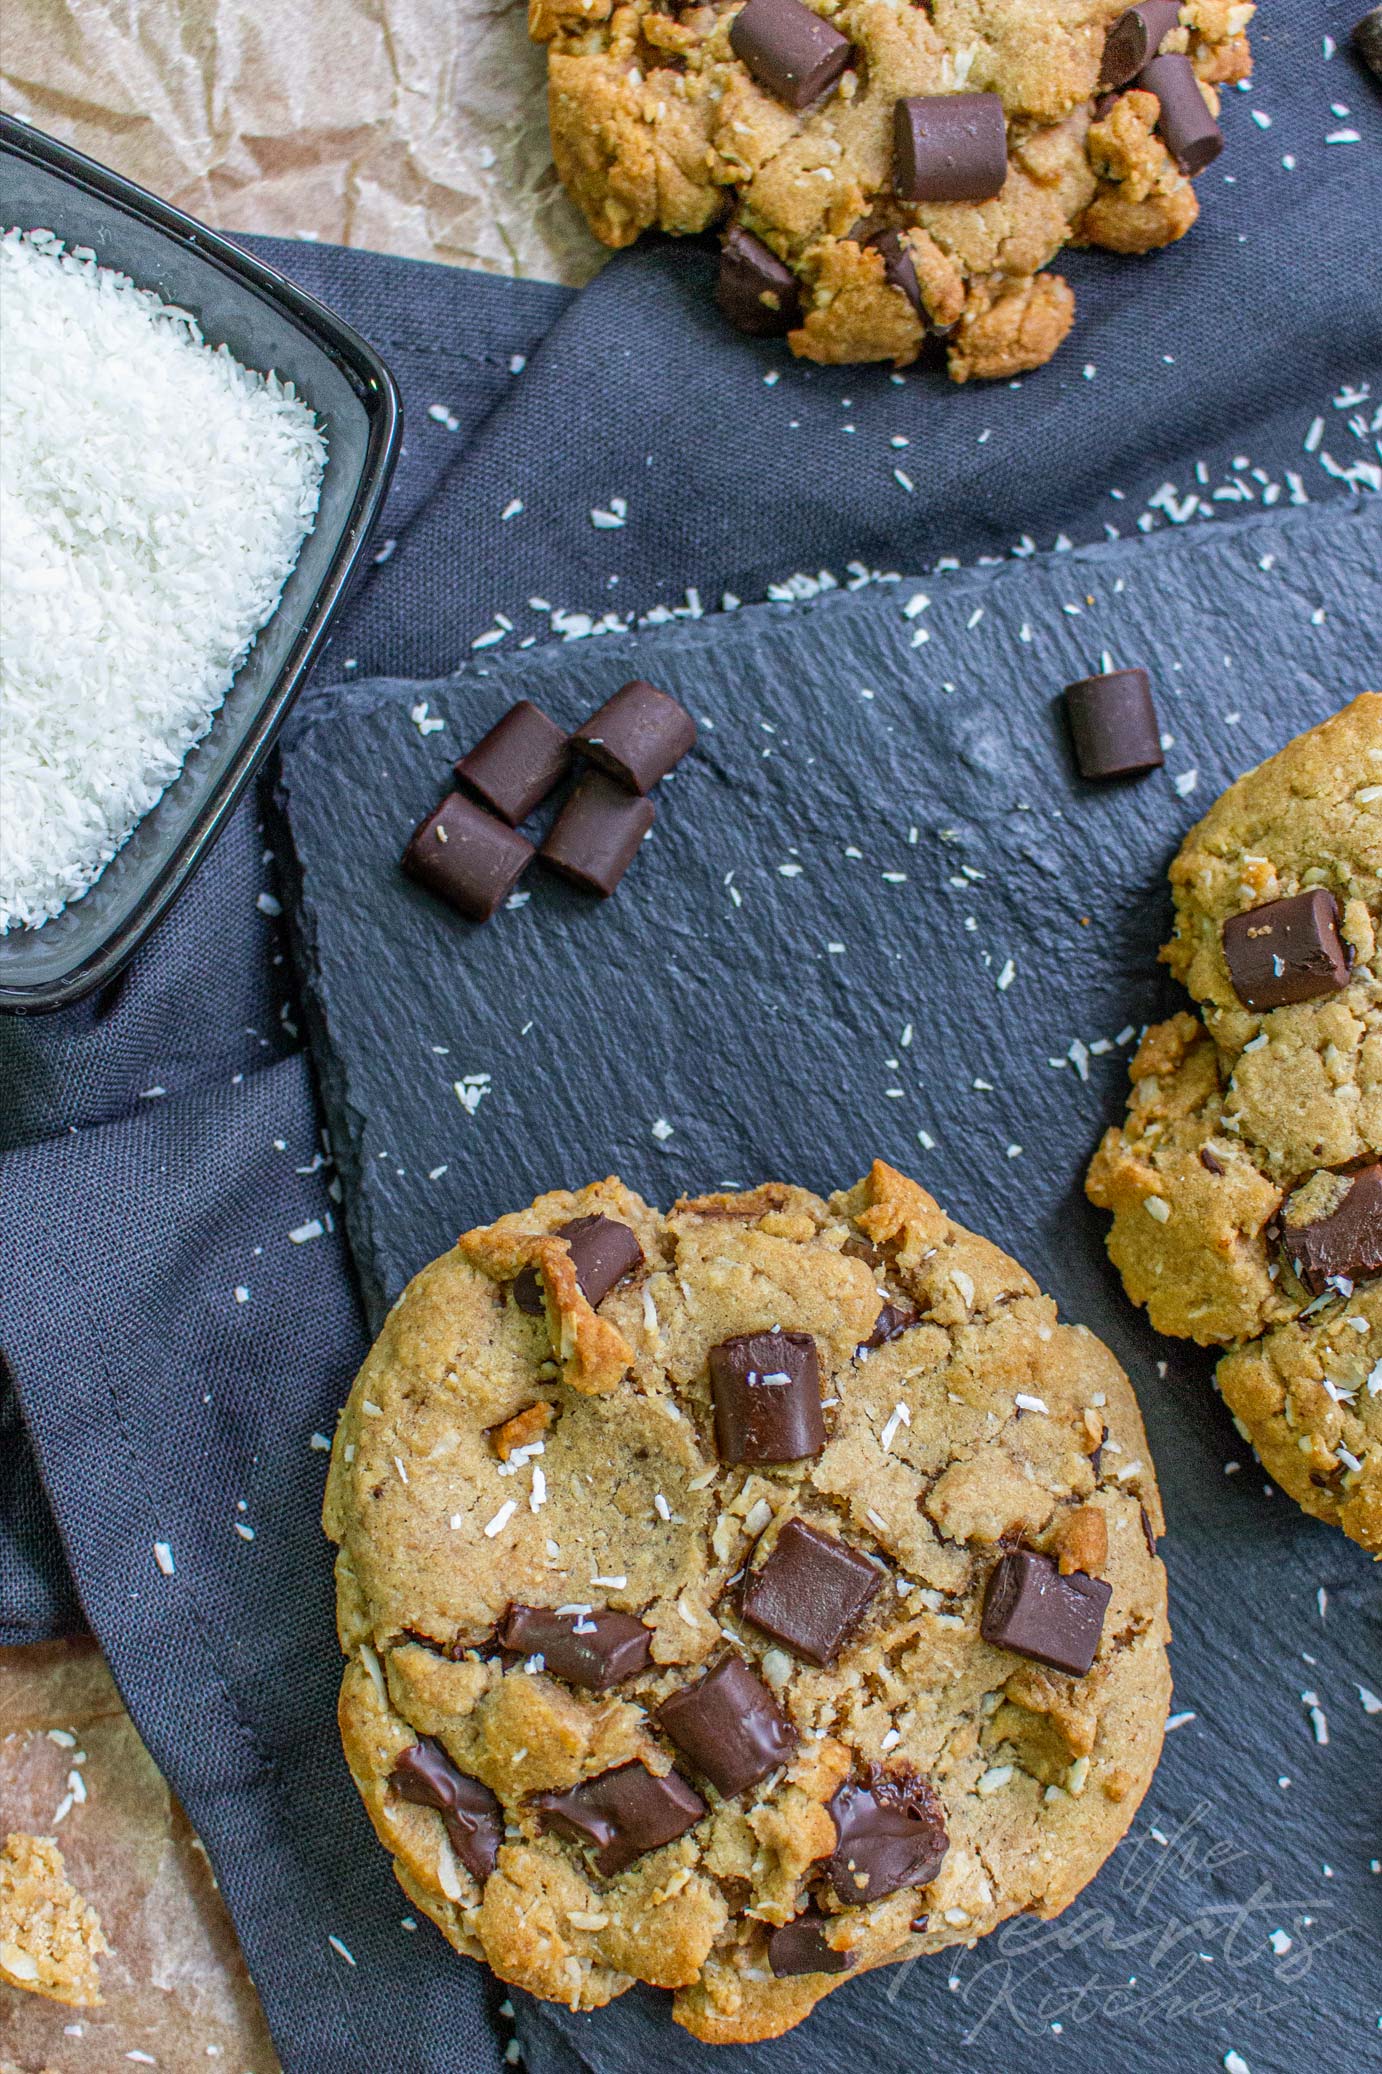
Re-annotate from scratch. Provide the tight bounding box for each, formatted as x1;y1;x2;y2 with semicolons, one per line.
1;0;603;285
0;1639;279;2071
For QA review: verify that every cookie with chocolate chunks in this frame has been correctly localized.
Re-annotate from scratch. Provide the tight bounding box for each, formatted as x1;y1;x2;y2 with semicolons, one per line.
1088;695;1382;1551
529;0;1252;377
327;1162;1170;2043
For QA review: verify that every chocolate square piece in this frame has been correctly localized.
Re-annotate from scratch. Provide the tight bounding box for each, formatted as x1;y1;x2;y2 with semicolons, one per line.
729;0;854;111
533;1760;705;1876
708;1330;825;1462
1139;52;1223;174
824;1765;949;1904
1064;667;1164;780
1281;1164;1382;1295
740;1516;880;1663
499;1604;652;1689
573;679;697;794
512;1212;644;1314
1099;0;1181;87
1222;889;1352;1009
980;1548;1111;1676
716;225;802;337
401;792;533;922
657;1655;797;1798
455;699;569;825
893;93;1007;203
391;1738;503;1883
540;773;655;896
768;1909;853;1977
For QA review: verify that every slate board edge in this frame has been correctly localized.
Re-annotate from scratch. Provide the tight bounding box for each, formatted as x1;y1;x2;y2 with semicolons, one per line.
273;494;1380;1333
279;498;1378;758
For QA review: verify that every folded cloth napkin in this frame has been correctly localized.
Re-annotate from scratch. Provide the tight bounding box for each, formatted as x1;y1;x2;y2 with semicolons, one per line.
2;9;1380;2064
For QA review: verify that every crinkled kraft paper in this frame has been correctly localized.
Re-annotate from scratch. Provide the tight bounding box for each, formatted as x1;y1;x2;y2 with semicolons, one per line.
2;0;602;285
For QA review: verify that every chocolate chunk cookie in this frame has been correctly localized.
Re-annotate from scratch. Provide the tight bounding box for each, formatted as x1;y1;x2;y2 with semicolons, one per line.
528;0;1253;377
1087;694;1382;1552
325;1161;1169;2041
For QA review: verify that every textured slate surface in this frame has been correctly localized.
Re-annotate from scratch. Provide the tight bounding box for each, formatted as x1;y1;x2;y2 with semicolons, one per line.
275;499;1381;2074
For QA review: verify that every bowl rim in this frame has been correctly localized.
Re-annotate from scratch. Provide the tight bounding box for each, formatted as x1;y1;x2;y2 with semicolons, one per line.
0;112;402;1015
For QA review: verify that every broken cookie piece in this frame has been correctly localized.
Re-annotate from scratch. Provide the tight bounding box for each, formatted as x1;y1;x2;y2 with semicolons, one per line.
0;1832;108;2008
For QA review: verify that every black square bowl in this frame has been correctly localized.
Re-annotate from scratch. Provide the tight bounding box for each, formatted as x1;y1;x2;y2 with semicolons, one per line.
0;115;401;1012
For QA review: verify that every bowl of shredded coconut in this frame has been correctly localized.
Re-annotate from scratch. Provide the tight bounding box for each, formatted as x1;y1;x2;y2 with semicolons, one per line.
0;116;399;1011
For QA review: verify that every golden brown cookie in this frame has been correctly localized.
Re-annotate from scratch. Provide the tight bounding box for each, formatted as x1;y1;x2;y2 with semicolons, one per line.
0;1832;107;2008
529;0;1253;376
325;1161;1170;2042
1087;694;1382;1551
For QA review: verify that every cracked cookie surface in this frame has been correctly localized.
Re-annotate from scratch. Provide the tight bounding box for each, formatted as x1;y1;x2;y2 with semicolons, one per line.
325;1160;1169;2042
1087;694;1382;1552
528;0;1252;376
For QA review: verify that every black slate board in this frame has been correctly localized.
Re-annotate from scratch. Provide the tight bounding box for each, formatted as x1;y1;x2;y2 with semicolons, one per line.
276;499;1381;2074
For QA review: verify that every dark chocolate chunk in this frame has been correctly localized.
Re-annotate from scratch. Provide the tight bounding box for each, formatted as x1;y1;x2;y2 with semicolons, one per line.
1199;1147;1225;1176
401;791;533;923
859;1297;921;1352
980;1548;1111;1676
716;225;802;336
1063;667;1164;780
1140;1503;1158;1558
499;1604;652;1689
573;679;697;794
872;230;926;320
454;699;570;825
768;1909;852;1977
532;1760;705;1876
1356;6;1382;78
540;774;655;896
823;1765;949;1904
512;1212;644;1315
1281;1165;1382;1295
391;1738;503;1883
657;1655;797;1797
1099;0;1182;88
893;93;1007;203
1139;52;1223;174
740;1516;881;1664
728;0;854;110
708;1330;825;1462
1222;889;1352;1010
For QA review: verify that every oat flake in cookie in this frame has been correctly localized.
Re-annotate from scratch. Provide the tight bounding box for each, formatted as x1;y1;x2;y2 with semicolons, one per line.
528;0;1253;378
1087;694;1382;1552
324;1161;1170;2042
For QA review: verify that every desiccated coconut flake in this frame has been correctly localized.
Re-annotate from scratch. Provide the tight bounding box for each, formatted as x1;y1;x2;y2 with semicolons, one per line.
0;229;324;932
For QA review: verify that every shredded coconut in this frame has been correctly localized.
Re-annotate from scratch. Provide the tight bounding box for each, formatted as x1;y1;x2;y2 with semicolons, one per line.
0;227;325;930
